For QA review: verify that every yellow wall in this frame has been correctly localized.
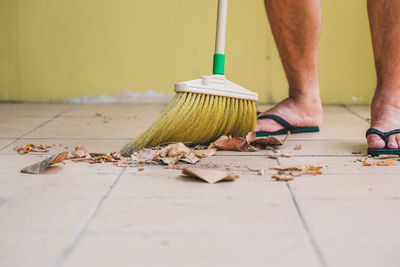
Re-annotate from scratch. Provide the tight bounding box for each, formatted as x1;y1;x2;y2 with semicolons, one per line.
0;0;376;104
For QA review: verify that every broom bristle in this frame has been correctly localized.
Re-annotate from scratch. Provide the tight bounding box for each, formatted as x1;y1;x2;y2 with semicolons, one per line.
121;92;256;156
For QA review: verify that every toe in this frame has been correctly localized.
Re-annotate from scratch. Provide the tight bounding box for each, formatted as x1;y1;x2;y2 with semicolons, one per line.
396;134;400;148
387;135;399;149
367;134;386;149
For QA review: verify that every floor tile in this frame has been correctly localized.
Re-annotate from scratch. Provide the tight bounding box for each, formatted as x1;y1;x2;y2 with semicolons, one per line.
288;105;369;141
346;105;370;121
0;116;53;138
296;199;400;267
0;197;99;234
0;139;14;150
85;197;301;235
111;169;286;200
0;172;117;199
0;232;72;267
290;174;400;200
0;104;75;117
24;116;146;138
64;103;167;118
63;233;319;267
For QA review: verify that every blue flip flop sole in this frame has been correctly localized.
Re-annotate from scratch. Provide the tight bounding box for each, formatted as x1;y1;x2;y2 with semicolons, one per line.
366;128;400;156
256;113;319;136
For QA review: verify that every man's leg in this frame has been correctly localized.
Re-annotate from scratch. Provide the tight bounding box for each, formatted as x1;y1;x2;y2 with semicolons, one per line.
257;0;322;132
367;0;400;149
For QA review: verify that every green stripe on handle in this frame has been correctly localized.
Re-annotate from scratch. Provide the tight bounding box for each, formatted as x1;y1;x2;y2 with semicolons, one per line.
213;53;225;75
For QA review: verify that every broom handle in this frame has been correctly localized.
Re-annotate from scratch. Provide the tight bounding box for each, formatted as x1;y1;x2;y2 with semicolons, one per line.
213;0;227;75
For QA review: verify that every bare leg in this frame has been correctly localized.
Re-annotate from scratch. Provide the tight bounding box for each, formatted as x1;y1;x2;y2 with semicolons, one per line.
367;0;400;149
257;0;323;132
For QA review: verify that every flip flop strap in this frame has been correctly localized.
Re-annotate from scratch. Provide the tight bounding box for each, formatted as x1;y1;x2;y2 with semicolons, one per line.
257;114;293;129
366;127;400;145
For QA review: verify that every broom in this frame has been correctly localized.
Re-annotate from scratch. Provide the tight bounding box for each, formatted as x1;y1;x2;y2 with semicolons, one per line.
121;0;258;156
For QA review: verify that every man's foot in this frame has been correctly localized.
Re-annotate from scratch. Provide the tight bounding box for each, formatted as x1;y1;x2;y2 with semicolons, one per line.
368;94;400;149
256;96;323;132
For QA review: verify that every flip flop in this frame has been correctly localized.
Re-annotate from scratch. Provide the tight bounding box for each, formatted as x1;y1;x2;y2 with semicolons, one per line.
256;114;319;136
366;128;400;156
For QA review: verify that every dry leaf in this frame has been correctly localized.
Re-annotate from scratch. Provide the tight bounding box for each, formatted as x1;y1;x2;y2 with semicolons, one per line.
137;148;156;162
377;159;397;166
167;147;182;157
49;151;68;164
116;161;132;167
363;161;373;166
73;146;90;158
271;165;323;181
181;168;239;184
272;174;294;181
270;165;303;171
294;144;302;150
268;155;278;159
375;154;399;159
247;167;265;176
281;153;291;157
157;143;199;165
21;152;68;174
246;131;257;143
252;131;290;147
31;144;49;153
110;152;121;160
138;167;144;171
95;112;102;117
209;135;249;151
194;149;217;158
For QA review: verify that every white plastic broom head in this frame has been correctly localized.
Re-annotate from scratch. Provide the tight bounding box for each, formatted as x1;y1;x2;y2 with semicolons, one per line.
174;75;258;101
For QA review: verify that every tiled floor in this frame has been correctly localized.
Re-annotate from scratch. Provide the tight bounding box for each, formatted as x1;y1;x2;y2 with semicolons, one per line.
0;103;399;267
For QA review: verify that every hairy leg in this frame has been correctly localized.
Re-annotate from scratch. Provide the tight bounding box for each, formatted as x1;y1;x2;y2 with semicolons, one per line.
367;0;400;149
257;0;322;132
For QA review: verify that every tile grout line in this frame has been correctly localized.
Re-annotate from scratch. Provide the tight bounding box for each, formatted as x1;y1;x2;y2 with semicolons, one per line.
343;105;370;123
52;167;127;267
0;105;81;152
286;182;326;267
275;156;325;267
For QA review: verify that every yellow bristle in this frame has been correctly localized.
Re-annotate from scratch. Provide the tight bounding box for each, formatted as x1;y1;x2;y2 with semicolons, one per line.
121;92;257;156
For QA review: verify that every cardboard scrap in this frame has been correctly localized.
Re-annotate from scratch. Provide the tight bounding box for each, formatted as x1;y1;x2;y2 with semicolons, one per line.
20;152;68;174
181;168;239;184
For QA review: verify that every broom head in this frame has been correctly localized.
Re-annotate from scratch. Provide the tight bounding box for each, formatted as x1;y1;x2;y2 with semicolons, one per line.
121;75;258;156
